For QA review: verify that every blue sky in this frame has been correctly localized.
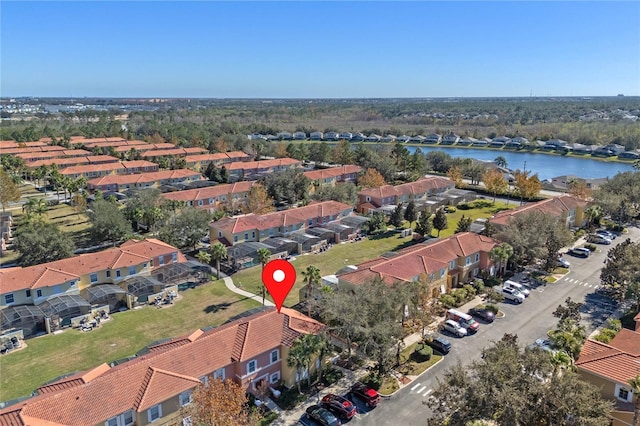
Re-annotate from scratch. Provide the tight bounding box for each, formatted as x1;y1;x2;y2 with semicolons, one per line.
2;1;639;98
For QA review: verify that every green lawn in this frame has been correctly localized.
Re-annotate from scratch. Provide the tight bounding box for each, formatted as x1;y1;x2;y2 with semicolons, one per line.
0;281;260;401
232;200;514;307
397;342;443;376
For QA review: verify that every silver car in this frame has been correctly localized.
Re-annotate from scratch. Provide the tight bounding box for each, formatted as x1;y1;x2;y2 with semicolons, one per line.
443;319;468;337
501;287;525;304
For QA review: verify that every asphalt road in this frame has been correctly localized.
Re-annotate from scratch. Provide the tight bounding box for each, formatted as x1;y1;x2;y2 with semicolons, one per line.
313;225;640;426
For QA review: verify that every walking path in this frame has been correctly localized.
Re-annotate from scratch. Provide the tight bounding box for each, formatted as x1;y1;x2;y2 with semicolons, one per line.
220;271;275;307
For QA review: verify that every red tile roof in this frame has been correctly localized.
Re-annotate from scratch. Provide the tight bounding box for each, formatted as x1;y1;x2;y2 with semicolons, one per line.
303;165;362;181
26;156;120;169
16;150;92;160
212;201;353;234
141;148;207;158
185;151;250;163
0;239;186;293
339;233;498;286
226;158;301;171
576;328;640;385
87;169;202;187
358;176;454;200
0;308;322;426
489;195;590;227
162;181;257;203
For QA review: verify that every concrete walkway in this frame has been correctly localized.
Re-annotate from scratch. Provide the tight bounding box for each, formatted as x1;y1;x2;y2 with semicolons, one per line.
220;271;275;307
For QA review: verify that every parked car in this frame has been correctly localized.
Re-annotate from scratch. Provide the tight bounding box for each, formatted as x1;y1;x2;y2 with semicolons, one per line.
501;287;525;304
349;382;380;408
443;319;468;337
588;234;612;245
503;280;530;297
568;247;591;258
468;307;495;323
423;334;452;354
596;229;616;240
554;257;571;268
528;338;557;354
445;308;480;332
306;405;342;426
320;394;357;420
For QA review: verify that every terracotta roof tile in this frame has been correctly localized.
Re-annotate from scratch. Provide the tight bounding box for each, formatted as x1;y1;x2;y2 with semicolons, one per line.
576;329;640;385
489;195;590;227
303;165;362;180
226;158;301;171
162;181;257;203
358;177;454;200
87;169;202;187
3;308;323;425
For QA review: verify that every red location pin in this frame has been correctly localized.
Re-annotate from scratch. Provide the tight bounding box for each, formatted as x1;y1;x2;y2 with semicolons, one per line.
262;259;297;313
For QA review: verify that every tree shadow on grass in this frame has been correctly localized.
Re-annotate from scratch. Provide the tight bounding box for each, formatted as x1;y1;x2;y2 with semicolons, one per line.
203;297;251;314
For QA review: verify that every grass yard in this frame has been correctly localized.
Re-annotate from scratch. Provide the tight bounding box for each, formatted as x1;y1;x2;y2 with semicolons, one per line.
232;231;417;307
0;281;260;402
231;200;514;307
397;342;443;376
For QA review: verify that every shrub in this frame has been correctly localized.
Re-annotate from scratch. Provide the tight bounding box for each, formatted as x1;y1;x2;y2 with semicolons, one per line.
457;202;472;210
321;367;343;386
471;279;485;293
484;275;501;287
463;284;477;298
413;343;433;362
470;199;494;209
439;294;456;308
584;243;597;252
593;328;617;343
451;288;468;305
574;229;586;238
361;372;383;390
604;318;622;332
485;303;499;314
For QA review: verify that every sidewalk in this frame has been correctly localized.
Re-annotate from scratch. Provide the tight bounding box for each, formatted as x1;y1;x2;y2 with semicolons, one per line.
220;271;275;307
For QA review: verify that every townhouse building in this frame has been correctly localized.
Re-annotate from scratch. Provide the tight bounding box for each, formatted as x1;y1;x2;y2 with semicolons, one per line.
0;307;324;426
184;151;251;172
1;145;67;155
141;147;208;161
0;140;47;149
87;169;203;192
576;323;640;426
61;160;159;179
303;165;362;192
16;149;93;163
337;232;499;298
162;181;257;213
210;200;354;246
0;239;186;311
26;155;121;170
226;158;302;182
357;176;457;214
488;195;590;229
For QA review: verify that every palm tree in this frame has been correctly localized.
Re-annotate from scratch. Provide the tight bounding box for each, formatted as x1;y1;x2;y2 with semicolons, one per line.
209;242;228;280
629;374;640;426
310;333;329;381
489;242;513;276
494;156;508;168
287;338;310;394
196;251;211;266
302;265;322;316
22;197;47;221
257;248;271;305
550;350;573;377
549;318;586;362
584;204;603;231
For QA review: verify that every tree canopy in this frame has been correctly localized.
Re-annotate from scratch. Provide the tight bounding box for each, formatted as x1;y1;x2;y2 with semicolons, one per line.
13;222;75;266
88;199;132;245
0;169;20;212
158;207;211;250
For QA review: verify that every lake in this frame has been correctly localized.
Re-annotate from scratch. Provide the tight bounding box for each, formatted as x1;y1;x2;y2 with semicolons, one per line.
402;146;635;180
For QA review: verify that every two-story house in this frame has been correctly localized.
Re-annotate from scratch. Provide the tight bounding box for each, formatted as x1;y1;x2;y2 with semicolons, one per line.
488;195;590;230
357;177;456;214
61;160;159;179
210;200;354;246
87;169;203;192
303;165;362;193
424;134;442;144
162;181;258;213
0;307;324;426
576;325;640;426
441;133;460;145
337;232;499;298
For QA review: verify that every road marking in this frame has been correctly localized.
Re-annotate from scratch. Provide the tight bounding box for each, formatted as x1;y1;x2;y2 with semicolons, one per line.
410;383;420;391
563;277;570;281
416;385;427;394
588;284;593;288
423;389;433;397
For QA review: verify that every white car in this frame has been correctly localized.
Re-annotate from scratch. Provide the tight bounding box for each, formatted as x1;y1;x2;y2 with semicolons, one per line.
501;287;525;304
443;319;468;337
503;280;530;297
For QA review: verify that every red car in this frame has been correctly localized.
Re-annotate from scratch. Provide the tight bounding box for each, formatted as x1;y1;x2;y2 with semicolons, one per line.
321;393;357;420
349;382;380;408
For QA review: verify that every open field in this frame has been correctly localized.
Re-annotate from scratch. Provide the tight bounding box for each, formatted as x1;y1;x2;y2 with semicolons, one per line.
0;281;260;401
232;201;514;307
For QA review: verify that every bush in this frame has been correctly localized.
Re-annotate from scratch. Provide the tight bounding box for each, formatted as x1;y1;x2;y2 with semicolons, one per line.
321;367;343;386
413;343;433;362
604;318;622;332
485;303;499;314
593;328;617;343
457;202;472;210
470;199;494;209
451;288;469;305
361;373;383;390
439;294;456;308
574;229;586;238
584;243;597;252
484;275;501;287
463;284;477;298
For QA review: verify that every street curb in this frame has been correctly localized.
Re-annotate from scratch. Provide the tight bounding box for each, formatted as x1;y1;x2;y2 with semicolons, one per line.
382;356;444;398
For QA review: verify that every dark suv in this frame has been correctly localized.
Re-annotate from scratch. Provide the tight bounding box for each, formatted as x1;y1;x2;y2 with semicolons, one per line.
423;334;452;354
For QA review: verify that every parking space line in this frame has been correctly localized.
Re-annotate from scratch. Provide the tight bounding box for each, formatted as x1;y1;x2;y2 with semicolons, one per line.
416;385;426;394
423;389;433;397
410;383;420;391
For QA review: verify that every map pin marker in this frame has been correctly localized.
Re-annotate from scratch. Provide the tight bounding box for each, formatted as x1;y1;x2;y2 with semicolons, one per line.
262;259;297;313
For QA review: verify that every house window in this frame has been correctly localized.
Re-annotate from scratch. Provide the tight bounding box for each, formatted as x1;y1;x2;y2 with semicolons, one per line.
270;372;280;384
474;253;480;262
106;418;118;426
247;360;257;375
53;285;61;294
366;196;371;202
25;289;31;298
4;294;14;304
295;368;309;382
244;233;249;241
615;384;632;402
440;268;446;278
116;270;121;278
270;349;279;363
106;270;111;278
234;235;238;243
213;367;225;380
465;256;471;266
143;263;147;269
159;256;165;266
209;198;213;204
308;219;313;226
179;390;192;406
252;231;255;239
90;273;98;283
147;404;162;422
129;266;136;276
172;252;178;263
449;260;456;270
218;231;223;238
36;289;42;298
198;199;203;206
